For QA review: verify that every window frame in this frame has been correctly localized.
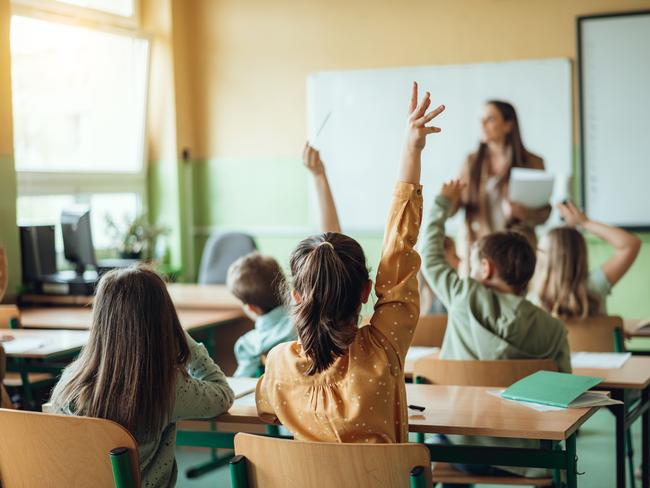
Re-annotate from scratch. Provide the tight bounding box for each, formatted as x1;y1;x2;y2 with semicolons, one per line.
10;0;150;212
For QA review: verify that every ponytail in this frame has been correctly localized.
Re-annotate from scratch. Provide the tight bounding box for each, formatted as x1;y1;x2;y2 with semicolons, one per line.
289;233;369;375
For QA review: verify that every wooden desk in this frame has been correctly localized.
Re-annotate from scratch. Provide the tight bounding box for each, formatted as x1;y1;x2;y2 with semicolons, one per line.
19;307;244;333
575;357;650;488
20;283;241;311
1;329;89;359
180;384;597;487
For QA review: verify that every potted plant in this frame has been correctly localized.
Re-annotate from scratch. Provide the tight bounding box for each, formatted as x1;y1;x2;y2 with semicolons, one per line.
105;213;169;262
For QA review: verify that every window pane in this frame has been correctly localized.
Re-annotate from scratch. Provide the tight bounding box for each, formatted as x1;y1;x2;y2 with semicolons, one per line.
17;193;141;254
11;16;148;173
55;0;134;17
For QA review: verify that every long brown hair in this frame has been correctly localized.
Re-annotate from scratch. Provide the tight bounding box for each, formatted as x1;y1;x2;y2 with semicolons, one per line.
289;232;369;375
466;101;532;229
535;227;602;319
50;265;190;440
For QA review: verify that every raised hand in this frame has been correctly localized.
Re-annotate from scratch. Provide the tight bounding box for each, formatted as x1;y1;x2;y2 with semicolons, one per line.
405;81;445;152
440;179;466;208
303;143;325;176
557;200;588;227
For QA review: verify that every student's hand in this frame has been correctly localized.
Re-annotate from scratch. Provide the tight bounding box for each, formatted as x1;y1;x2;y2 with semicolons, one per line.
303;143;325;176
557;200;588;227
405;82;445;152
440;179;466;207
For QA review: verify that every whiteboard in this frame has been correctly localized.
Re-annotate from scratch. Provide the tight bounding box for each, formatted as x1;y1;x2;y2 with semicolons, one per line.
307;58;573;233
579;11;650;229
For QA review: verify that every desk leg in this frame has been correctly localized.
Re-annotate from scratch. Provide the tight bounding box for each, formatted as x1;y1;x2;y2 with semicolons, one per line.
566;433;577;488
612;389;627;488
642;386;649;488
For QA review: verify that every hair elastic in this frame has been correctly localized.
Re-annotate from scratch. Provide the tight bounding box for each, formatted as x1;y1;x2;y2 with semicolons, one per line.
318;241;335;250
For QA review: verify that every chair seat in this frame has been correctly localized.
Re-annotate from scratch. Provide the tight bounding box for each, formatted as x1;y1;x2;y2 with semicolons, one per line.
3;372;54;387
432;463;553;486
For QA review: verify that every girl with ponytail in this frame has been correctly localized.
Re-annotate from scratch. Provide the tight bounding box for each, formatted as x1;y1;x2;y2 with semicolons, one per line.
256;83;445;443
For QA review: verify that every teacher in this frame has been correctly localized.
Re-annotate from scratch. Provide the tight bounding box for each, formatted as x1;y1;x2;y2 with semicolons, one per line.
454;100;551;268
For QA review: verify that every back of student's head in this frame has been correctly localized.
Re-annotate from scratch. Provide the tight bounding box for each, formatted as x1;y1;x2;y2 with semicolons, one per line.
226;252;286;313
50;265;189;440
474;231;536;295
535;226;600;319
289;232;370;375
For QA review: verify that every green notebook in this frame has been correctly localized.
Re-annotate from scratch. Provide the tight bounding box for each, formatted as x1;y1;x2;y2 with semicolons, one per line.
502;371;604;408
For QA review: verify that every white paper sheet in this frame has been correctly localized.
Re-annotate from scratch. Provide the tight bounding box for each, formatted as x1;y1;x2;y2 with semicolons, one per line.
1;337;47;354
406;347;440;362
487;389;565;412
509;168;555;208
571;352;631;369
488;389;621;412
227;378;258;399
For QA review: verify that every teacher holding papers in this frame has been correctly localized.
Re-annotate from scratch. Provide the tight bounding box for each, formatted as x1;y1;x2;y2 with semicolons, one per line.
452;101;551;268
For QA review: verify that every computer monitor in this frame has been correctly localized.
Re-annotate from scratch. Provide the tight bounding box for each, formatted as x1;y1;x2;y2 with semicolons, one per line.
61;207;97;276
19;225;57;284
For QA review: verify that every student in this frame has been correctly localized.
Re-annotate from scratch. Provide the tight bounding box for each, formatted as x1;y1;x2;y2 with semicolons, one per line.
227;252;295;377
418;236;460;315
532;200;641;319
421;179;571;482
51;266;234;487
256;82;444;443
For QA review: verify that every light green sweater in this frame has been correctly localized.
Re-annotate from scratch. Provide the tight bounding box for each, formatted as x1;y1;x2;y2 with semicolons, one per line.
422;195;571;478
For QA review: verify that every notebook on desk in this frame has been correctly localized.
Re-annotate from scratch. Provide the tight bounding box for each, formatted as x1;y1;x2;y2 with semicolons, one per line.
502;371;605;408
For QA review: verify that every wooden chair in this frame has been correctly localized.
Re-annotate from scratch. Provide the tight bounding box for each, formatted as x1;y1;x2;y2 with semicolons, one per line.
0;409;140;487
0;305;56;407
0;344;13;408
413;357;557;487
229;433;431;487
413;357;558;387
564;315;625;352
411;314;447;347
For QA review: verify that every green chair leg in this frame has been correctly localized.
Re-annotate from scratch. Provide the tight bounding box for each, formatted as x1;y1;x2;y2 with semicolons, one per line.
552;441;562;488
229;455;249;488
626;430;637;488
409;465;427;488
109;447;136;488
613;328;625;353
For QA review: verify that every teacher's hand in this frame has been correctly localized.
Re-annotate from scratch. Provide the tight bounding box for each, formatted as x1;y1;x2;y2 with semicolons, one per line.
503;200;528;221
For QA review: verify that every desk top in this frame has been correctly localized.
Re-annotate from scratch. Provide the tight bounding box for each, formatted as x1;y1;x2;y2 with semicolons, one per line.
1;329;90;359
19;307;245;333
21;284;241;311
217;384;597;441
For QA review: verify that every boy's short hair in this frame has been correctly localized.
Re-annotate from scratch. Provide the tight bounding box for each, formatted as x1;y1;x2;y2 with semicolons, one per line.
226;252;286;313
475;231;536;295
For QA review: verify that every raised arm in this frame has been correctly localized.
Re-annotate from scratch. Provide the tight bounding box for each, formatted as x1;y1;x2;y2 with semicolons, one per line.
372;82;445;359
421;180;467;308
558;201;641;286
303;144;341;233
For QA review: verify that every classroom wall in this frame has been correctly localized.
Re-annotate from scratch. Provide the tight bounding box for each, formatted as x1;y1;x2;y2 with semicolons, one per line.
172;0;650;317
0;0;20;300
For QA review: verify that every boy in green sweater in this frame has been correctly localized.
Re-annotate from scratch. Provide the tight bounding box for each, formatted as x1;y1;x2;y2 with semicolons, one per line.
421;180;571;482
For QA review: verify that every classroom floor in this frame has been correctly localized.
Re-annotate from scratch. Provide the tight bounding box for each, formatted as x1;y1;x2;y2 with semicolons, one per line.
175;408;641;487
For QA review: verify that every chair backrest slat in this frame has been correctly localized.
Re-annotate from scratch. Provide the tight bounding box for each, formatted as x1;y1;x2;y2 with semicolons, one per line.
0;409;140;487
234;433;431;488
564;315;624;352
411;314;447;347
414;357;558;387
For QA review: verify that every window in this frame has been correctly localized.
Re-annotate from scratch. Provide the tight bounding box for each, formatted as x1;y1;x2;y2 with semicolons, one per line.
11;1;149;254
11;15;148;173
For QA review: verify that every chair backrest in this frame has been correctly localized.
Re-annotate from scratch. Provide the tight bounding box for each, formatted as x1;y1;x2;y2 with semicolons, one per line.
413;357;558;387
233;433;431;488
564;315;624;352
411;314;447;347
0;305;20;329
198;232;257;285
0;409;140;487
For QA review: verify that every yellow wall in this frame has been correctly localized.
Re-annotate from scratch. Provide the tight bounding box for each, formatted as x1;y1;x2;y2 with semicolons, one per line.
0;0;20;299
181;0;650;159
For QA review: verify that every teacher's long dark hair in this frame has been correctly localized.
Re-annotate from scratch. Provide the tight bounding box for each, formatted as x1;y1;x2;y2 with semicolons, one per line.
465;101;533;228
